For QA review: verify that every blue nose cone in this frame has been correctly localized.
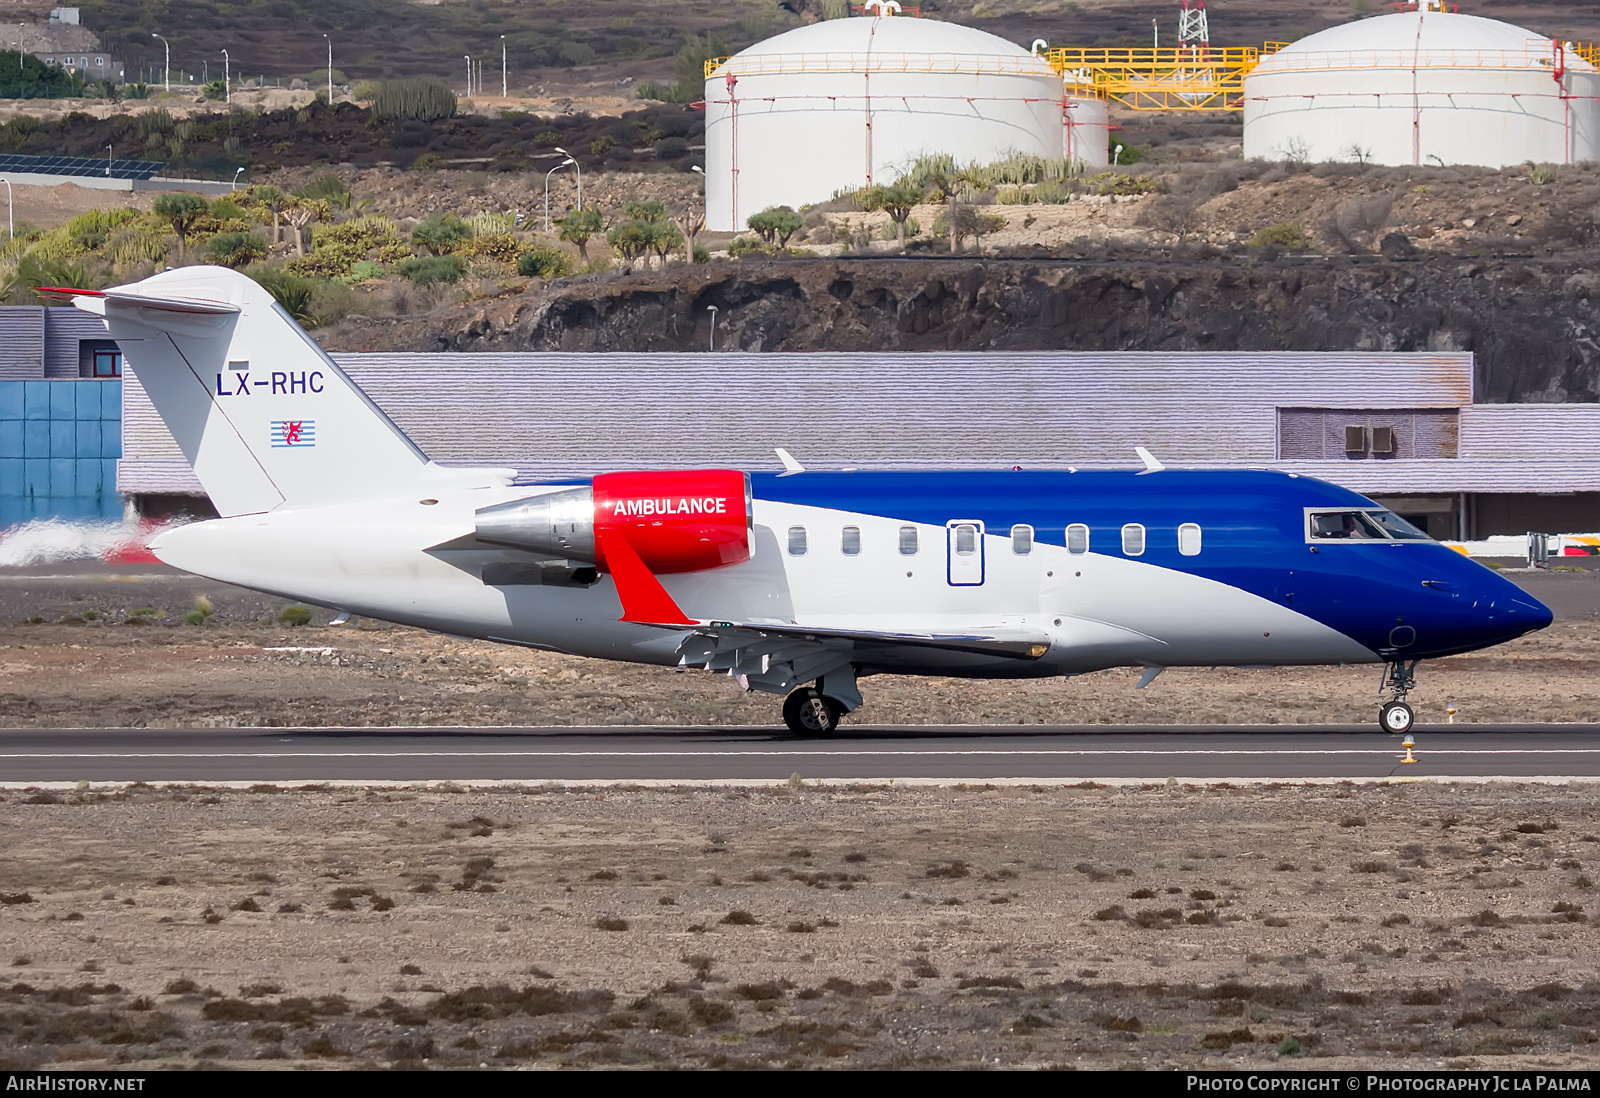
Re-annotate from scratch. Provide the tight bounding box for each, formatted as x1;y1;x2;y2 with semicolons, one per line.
1407;552;1553;658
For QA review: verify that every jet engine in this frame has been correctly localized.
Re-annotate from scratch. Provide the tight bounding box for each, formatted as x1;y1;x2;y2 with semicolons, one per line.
474;470;752;574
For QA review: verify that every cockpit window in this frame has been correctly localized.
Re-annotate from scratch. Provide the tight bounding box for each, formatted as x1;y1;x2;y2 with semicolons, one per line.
1307;509;1432;542
1310;511;1387;540
1365;510;1431;540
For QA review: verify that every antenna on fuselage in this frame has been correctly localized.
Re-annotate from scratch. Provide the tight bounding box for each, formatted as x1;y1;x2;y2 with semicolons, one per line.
1134;446;1166;474
774;447;806;476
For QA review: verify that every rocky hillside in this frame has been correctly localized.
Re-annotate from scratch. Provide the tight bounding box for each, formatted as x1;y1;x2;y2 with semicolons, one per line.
325;253;1600;404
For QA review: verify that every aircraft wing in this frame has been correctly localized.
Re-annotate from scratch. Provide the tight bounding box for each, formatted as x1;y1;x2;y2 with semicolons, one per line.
652;619;1052;697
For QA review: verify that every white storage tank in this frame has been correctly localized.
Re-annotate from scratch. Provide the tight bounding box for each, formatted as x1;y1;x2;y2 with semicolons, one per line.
704;12;1106;232
1243;4;1600;167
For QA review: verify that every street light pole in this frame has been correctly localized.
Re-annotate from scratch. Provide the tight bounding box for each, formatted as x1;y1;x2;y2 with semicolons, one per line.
105;144;111;176
555;147;581;208
707;305;718;352
220;48;229;103
500;35;507;98
0;178;12;240
545;158;574;231
231;166;244;191
152;33;169;91
464;55;471;98
323;34;331;105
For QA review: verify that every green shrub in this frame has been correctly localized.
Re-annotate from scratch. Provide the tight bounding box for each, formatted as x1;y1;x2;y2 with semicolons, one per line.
205;231;267;269
1034;181;1073;204
590;135;617;157
277;605;313;627
369;77;457;123
636;82;668;101
1110;140;1144;165
410;152;443;171
457;233;521;263
183;609;207;626
411;212;470;255
995;187;1034;205
251;268;317;324
400;254;465;285
344;260;384;283
1249;221;1313;253
1530;163;1559;186
692;244;710;264
517;244;574;279
728;237;767;257
1087;173;1158;196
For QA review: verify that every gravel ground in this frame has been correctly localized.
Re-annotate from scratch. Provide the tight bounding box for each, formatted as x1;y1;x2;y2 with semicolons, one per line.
2;781;1600;1069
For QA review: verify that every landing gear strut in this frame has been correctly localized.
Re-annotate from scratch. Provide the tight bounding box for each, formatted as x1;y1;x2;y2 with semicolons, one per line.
1379;659;1417;736
783;686;845;738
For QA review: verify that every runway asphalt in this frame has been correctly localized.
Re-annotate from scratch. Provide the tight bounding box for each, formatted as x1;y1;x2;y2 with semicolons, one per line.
3;725;1599;784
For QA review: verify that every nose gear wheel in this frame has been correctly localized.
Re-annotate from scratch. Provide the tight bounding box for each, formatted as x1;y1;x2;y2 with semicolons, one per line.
1378;659;1418;736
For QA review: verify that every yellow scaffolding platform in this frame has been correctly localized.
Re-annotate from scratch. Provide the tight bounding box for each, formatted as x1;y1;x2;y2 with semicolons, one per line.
1045;46;1265;111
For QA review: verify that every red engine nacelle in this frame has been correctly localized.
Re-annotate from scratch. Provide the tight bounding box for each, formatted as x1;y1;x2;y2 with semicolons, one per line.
593;469;752;574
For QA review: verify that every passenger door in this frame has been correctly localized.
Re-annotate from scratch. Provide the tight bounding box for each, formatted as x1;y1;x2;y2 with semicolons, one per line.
946;520;985;586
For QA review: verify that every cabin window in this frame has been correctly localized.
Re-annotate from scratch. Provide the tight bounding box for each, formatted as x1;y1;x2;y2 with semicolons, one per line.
1178;523;1202;556
1066;523;1089;554
953;524;978;555
898;525;918;555
1010;524;1033;555
1121;523;1145;557
787;526;807;555
841;526;861;556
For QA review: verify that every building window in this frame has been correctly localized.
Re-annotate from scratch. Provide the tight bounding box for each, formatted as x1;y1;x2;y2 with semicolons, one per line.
898;525;918;555
1010;524;1033;555
1121;523;1145;556
787;526;807;556
94;56;103;66
1066;523;1089;554
91;348;121;378
1178;523;1202;556
840;526;860;556
44;57;52;65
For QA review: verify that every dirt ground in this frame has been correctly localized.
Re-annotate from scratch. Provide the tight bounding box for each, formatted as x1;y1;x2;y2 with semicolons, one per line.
0;565;1597;728
2;781;1600;1069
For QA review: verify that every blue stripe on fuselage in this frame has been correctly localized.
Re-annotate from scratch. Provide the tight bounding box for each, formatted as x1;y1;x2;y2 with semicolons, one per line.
751;469;1552;660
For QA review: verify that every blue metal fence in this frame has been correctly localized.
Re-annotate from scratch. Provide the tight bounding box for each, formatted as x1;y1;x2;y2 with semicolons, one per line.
0;380;122;528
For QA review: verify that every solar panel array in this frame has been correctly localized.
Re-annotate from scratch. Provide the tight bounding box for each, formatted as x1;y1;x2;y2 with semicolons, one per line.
0;153;165;181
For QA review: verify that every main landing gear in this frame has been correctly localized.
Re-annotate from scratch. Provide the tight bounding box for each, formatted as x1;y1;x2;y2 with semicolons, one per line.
783;686;845;737
1379;659;1417;736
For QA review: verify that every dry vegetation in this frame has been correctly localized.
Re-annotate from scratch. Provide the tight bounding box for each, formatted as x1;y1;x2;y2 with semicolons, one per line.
3;780;1600;1068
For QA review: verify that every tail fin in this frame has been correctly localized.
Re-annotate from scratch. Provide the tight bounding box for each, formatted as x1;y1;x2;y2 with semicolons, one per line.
72;267;508;516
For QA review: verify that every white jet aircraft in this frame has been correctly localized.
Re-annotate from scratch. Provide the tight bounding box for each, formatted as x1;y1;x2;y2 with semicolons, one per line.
57;268;1552;735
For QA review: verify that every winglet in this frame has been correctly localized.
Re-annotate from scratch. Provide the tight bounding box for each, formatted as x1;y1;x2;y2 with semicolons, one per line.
775;447;805;476
598;528;694;626
1134;446;1165;474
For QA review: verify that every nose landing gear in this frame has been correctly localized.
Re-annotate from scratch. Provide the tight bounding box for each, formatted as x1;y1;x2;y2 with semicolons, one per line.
1379;659;1417;736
